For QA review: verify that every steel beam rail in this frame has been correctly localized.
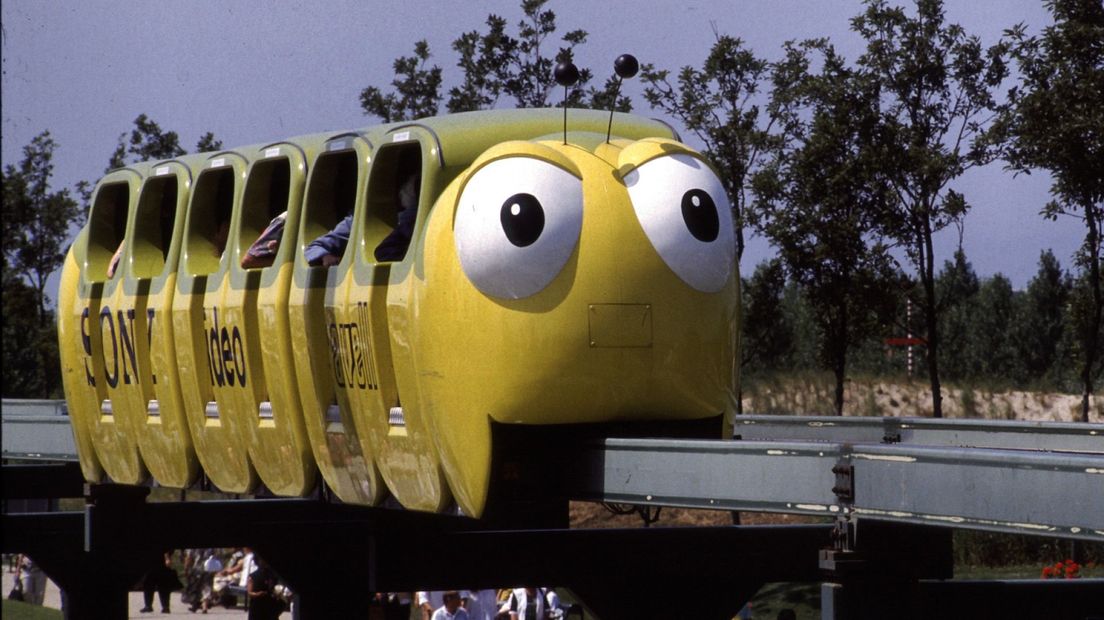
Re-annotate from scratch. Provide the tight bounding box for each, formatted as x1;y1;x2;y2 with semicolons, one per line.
1;399;76;461
3;400;1101;541
568;438;1104;542
735;415;1104;453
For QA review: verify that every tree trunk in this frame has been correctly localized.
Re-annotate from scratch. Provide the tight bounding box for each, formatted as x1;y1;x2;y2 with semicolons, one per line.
1080;201;1102;424
921;227;943;418
833;315;848;417
833;356;846;417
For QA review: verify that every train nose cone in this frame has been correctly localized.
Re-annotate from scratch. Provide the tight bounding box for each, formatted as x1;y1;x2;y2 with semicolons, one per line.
587;303;653;348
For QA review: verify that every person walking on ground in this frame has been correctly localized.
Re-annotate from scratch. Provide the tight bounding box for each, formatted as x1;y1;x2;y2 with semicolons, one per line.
139;551;179;614
14;554;47;605
432;591;469;620
246;556;285;620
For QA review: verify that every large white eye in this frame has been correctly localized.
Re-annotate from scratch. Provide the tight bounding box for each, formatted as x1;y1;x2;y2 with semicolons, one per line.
454;157;583;299
624;154;735;292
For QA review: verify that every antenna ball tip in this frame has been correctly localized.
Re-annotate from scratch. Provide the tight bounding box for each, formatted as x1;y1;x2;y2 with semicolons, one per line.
614;54;639;79
554;61;580;87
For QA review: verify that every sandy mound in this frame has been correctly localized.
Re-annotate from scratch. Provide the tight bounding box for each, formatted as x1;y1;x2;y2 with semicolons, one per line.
744;376;1102;423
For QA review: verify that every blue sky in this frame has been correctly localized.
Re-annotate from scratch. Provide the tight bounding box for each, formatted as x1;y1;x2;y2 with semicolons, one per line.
1;0;1081;289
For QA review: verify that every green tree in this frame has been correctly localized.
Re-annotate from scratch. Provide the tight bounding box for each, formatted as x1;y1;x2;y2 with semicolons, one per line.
1066;265;1104;412
935;248;980;381
780;279;820;372
2;131;81;324
640;34;776;264
505;0;591;108
971;274;1019;380
195;131;224;153
754;39;898;415
1;273;58;397
79;115;222;206
360;40;444;122
1011;250;1071;386
108;113;187;169
448;15;517;112
1;131;81;397
741;259;793;377
852;0;1011;417
999;0;1104;422
364;0;600;122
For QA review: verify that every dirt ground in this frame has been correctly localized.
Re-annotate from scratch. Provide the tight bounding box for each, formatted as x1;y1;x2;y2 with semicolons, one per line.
742;376;1102;423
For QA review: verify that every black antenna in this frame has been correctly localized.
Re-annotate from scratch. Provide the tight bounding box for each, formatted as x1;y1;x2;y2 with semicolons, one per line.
606;54;639;143
554;61;579;145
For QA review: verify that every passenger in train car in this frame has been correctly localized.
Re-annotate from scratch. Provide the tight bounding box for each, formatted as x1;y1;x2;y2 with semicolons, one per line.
106;241;125;278
146;210;229;273
212;216;231;257
241;211;287;269
109;207;229;277
374;162;420;262
304;156;420;266
303;213;351;267
107;193;180;277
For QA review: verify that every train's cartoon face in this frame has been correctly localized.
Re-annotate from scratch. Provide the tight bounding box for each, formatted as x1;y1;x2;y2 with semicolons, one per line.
452;139;735;299
58;109;739;519
415;136;738;515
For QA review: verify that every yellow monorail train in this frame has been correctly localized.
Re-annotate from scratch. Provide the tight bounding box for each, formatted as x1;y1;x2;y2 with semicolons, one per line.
57;108;740;518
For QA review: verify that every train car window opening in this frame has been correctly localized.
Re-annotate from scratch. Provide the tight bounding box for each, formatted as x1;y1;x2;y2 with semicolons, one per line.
184;168;235;275
365;143;422;263
87;182;131;281
132;175;179;279
302;150;358;267
240;158;291;269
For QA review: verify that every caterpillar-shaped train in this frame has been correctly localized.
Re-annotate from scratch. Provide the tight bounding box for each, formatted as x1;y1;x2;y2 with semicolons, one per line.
58;107;739;518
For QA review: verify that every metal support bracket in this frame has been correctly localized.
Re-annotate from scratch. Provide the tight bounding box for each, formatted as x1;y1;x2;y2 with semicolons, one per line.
831;457;854;502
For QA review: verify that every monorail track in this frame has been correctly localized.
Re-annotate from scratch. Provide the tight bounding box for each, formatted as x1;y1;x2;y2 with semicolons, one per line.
4;401;1103;618
5;400;1101;541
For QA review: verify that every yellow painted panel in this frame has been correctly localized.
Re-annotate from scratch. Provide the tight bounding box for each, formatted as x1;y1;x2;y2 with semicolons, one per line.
346;134;451;513
173;155;256;493
588;304;653;348
56;233;104;483
241;144;320;496
289;138;384;505
81;171;147;485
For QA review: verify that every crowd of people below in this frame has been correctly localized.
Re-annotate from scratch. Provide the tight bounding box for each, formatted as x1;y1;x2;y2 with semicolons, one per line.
174;547;289;619
406;587;574;620
8;549;578;620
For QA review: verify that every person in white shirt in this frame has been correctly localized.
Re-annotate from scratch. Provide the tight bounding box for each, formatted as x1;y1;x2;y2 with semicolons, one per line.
14;555;47;606
501;587;553;620
432;591;469;620
417;591;446;620
463;589;501;620
237;550;255;589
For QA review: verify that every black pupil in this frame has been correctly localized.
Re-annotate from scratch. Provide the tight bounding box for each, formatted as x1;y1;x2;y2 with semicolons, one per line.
681;189;719;242
500;193;545;247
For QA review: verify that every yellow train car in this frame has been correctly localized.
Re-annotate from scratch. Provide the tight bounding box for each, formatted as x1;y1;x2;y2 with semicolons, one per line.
58;108;739;518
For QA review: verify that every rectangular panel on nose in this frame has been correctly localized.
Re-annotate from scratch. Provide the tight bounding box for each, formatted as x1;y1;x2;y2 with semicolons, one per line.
588;303;653;348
